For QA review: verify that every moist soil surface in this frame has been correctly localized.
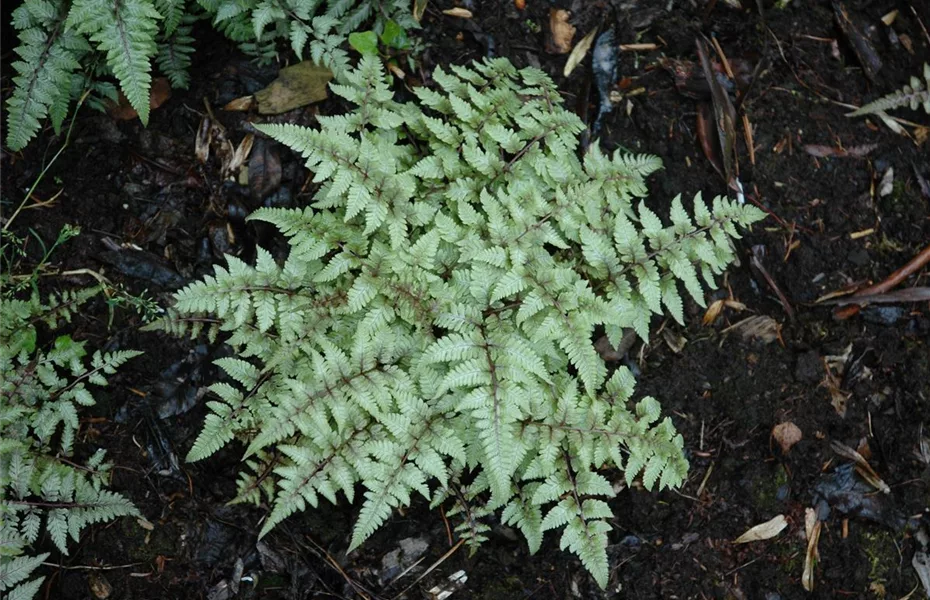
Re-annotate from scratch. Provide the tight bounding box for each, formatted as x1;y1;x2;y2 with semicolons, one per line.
3;1;930;599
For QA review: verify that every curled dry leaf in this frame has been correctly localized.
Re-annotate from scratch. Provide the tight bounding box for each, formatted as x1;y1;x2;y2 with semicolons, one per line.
803;508;822;592
442;7;473;18
803;143;878;158
772;421;803;453
830;440;890;493
413;0;429;22
702;298;746;325
222;95;255;112
227;133;255;179
563;27;598;77
722;315;782;344
548;9;576;54
733;514;787;543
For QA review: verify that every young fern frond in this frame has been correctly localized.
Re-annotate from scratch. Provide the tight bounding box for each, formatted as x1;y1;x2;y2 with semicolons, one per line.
848;63;930;117
156;56;765;588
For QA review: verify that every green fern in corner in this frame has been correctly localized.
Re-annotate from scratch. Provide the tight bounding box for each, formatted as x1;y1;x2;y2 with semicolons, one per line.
1;234;140;600
198;0;416;69
848;63;930;117
149;57;765;588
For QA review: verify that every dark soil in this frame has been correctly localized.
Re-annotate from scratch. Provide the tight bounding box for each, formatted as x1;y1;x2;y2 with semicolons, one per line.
3;1;930;599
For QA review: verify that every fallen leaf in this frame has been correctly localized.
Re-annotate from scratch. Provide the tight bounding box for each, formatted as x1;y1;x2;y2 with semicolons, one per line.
702;299;725;325
733;514;787;543
661;328;687;354
548;9;576;54
772;421;802;453
722;315;781;344
803;508;822;592
442;7;473;18
878;166;894;197
514;0;526;9
222;95;255;112
255;62;333;115
248;137;281;200
803;143;878;158
107;77;172;121
88;573;112;599
227;133;254;179
563;27;598;77
413;0;429;22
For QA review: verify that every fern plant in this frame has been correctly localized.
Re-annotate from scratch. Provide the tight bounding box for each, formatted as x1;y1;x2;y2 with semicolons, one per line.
0;245;140;599
149;56;765;587
848;63;930;117
200;0;416;70
5;0;414;151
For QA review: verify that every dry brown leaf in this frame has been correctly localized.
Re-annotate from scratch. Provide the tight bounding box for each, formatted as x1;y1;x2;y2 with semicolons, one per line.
195;117;213;164
548;9;575;54
442;7;473;18
772;421;803;453
222;95;255;112
413;0;429;22
88;573;113;599
226;133;254;178
733;514;787;543
563;27;598;77
803;143;878;158
661;328;687;354
803;508;822;592
107;77;172;121
248;137;282;200
702;299;725;325
722;315;781;344
255;62;333;115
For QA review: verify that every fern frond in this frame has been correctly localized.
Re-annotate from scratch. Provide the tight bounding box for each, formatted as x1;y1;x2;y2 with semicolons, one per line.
67;0;162;124
5;0;88;151
848;63;930;116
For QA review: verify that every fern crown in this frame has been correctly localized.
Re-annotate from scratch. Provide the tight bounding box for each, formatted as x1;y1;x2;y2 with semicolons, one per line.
152;56;765;587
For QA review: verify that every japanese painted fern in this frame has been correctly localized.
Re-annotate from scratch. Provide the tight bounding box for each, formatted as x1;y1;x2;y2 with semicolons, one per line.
151;57;764;587
1;285;139;600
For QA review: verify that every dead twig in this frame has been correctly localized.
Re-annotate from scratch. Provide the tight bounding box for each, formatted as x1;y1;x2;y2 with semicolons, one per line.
851;243;930;298
750;245;796;321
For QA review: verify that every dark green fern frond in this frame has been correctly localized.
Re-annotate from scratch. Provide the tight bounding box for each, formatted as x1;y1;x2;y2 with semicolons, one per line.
67;0;162;124
5;0;89;151
156;16;197;88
